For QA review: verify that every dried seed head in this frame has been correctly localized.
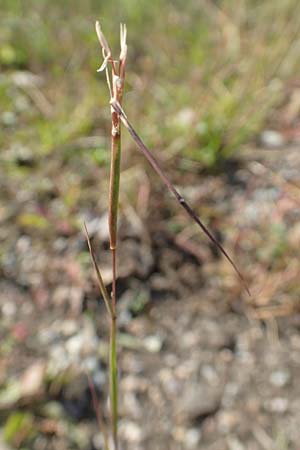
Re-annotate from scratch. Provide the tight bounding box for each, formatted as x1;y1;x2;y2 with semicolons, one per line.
120;23;127;62
97;53;110;72
95;21;111;55
95;21;112;71
105;68;113;99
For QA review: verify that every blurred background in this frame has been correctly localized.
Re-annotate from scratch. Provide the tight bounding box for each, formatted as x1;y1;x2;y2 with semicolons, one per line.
1;1;300;449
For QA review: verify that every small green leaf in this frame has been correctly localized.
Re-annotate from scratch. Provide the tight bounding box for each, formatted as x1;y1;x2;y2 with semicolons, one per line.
18;213;50;230
4;411;34;446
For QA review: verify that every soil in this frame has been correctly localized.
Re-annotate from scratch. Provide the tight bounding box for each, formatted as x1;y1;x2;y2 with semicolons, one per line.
1;142;300;450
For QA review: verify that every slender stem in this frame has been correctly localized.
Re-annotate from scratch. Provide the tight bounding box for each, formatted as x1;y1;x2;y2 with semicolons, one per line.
96;23;127;450
108;111;121;450
108;118;121;251
112;248;117;311
110;248;118;449
109;311;118;450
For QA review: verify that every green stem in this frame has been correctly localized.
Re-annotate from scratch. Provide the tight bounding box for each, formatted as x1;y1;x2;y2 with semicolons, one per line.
110;312;118;450
108;114;121;252
108;114;121;450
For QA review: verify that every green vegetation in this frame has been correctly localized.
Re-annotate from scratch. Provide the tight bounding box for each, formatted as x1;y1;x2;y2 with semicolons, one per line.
1;0;300;169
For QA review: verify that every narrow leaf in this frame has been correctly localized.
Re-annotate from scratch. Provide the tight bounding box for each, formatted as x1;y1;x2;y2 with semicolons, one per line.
84;222;114;316
110;100;250;296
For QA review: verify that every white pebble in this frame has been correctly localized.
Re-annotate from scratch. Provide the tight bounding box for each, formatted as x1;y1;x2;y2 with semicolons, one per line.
270;370;290;387
185;428;201;448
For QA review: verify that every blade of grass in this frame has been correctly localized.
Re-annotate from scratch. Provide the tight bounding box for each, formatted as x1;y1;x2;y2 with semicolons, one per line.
110;99;250;296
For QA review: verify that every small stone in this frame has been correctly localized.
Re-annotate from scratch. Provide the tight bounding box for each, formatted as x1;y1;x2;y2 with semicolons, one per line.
20;361;45;398
1;301;17;319
143;335;163;353
48;345;69;373
226;436;245;450
159;368;180;395
92;369;106;388
218;410;240;433
173;426;185;442
65;334;83;357
185;428;201;448
119;420;143;443
260;130;284;148
92;433;106;450
164;353;178;367
81;356;98;372
201;365;219;385
220;382;239;407
121;375;148;392
291;334;300;349
180;384;221;421
123;392;142;419
182;331;199;348
61;320;78;337
174;108;195;126
270;370;290;387
265;397;288;414
2;111;17;126
175;359;199;380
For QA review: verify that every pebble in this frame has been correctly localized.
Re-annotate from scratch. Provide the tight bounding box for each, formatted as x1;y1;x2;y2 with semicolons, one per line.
184;428;201;448
201;365;219;385
226;436;245;450
1;301;17;319
123;392;142;419
159;368;180;395
270;370;290;387
164;353;178;367
20;361;45;398
121;375;148;392
2;111;17;126
260;129;285;148
180;384;221;421
217;410;240;433
143;335;163;353
222;382;239;407
174;108;195;126
81;356;98;372
60;319;78;337
119;420;143;443
265;397;288;414
65;334;84;357
48;345;69;373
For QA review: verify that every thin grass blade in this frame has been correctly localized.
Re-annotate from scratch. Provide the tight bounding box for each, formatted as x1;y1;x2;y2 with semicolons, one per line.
110;100;250;296
84;222;114;316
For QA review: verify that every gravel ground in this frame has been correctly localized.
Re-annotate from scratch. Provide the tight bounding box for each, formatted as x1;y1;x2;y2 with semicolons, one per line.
1;144;300;450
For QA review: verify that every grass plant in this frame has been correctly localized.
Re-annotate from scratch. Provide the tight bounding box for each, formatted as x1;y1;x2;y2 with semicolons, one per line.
85;22;249;450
